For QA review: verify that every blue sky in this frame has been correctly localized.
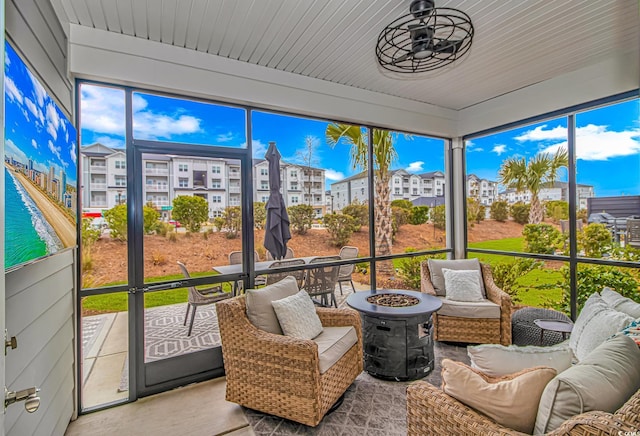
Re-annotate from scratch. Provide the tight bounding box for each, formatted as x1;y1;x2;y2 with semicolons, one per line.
4;42;77;186
467;99;640;197
80;84;638;196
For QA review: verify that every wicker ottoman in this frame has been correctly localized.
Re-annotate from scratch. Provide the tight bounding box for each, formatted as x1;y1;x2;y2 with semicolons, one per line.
512;307;572;346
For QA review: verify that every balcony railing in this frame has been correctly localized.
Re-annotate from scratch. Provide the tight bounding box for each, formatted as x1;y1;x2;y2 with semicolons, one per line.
229;186;241;194
145;185;169;192
145;168;169;175
90;165;106;173
90;183;107;190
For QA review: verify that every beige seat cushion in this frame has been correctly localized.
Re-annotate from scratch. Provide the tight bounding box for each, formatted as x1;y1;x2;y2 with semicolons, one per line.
601;287;640;318
245;276;299;335
534;335;640;434
312;326;358;374
442;359;557;434
436;296;500;319
428;258;485;297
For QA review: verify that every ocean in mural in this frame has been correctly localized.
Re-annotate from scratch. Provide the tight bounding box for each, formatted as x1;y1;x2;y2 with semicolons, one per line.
5;167;63;269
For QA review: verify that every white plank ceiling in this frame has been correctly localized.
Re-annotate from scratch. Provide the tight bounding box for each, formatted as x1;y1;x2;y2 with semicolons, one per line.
52;0;639;111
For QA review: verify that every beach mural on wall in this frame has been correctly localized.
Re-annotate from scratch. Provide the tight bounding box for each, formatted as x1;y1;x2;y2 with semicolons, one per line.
4;42;77;270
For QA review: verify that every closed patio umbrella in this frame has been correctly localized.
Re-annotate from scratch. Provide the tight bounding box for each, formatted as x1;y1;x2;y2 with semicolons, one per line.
263;142;291;260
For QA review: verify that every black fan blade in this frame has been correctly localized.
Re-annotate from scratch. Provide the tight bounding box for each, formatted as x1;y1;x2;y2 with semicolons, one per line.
393;52;414;64
433;39;463;54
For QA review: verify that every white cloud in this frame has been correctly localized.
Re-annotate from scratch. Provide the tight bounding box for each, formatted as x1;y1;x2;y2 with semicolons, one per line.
539;124;640;161
69;141;77;165
5;51;10;66
492;144;507;155
250;139;268;158
468;146;484;152
515;124;566;141
48;139;62;162
406;161;424;173
5;139;28;163
80;85;127;135
24;97;45;125
216;131;235;142
133;112;201;139
26;70;47;107
31;139;38;149
46;103;61;140
93;135;125;149
324;169;345;181
5;76;23;104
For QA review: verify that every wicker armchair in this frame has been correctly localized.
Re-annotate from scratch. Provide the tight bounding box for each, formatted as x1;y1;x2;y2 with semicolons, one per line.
407;382;640;435
216;295;363;427
420;261;512;345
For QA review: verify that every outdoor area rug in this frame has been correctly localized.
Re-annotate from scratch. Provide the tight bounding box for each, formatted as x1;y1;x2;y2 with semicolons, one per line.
245;341;470;436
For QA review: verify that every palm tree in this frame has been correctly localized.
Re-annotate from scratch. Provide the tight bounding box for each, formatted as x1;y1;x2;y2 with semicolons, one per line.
498;148;568;224
326;124;397;273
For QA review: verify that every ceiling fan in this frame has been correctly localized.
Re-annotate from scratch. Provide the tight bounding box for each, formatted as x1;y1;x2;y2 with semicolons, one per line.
376;0;474;73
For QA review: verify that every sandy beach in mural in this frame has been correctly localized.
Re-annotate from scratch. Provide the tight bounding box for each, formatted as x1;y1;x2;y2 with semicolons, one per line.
11;167;76;248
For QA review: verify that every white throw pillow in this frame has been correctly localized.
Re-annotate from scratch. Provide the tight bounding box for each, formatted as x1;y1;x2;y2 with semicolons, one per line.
442;268;484;302
570;292;633;361
272;290;323;340
468;342;573;377
601;287;640;318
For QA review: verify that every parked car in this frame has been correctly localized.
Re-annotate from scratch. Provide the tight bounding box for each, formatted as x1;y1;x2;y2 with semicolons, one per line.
168;219;181;228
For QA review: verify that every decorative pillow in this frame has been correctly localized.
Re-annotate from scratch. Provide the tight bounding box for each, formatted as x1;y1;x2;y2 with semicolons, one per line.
272;290;323;340
442;268;484;302
245;275;299;335
601;287;640;318
441;359;556;434
468;342;573;377
534;335;640;434
427;258;485;297
570;293;633;361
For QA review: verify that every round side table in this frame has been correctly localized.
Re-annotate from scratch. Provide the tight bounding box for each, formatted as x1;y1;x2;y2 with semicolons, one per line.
533;319;574;345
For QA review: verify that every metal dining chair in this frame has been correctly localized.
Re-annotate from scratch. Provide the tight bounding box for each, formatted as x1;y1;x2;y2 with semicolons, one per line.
337;246;359;294
304;256;341;307
265;247;295;261
265;258;306;288
177;261;230;336
228;250;266;293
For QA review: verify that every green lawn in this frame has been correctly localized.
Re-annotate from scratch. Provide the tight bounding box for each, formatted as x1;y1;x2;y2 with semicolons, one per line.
469;237;563;308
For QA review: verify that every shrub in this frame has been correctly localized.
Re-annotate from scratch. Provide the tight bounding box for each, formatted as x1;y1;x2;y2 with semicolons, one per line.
396;250;445;290
155;221;173;237
288;204;315;235
431;204;446;230
213;217;225;232
81;218;102;247
342;201;368;230
510;202;530;224
523;223;562;254
467;198;485;225
253;202;266;229
544;200;569;222
167;232;177;242
409;206;430;225
576;208;587;223
143;205;160;234
578;223;612;258
323;214;357;246
222;206;242;239
391;206;409;239
103;204;127;241
390;199;413;209
490;258;542;304
555;264;640;314
490;201;509;222
151;252;166;266
172;195;209;233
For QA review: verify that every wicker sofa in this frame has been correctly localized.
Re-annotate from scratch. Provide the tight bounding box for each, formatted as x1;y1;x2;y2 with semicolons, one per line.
407;383;640;435
216;294;363;427
420;261;512;345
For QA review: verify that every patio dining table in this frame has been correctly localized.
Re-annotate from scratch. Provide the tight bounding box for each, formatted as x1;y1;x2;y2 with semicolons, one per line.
213;256;325;295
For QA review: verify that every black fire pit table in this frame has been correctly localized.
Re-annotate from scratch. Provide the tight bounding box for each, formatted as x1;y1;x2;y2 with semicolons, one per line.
346;289;442;381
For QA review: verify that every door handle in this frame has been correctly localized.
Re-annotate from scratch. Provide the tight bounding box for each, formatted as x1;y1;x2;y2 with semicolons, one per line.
4;329;17;355
5;387;40;413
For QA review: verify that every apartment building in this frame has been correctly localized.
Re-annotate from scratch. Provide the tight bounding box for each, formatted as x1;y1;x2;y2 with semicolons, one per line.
81;143;325;219
499;182;595;210
330;169;448;211
253;157;327;217
467;174;498;206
